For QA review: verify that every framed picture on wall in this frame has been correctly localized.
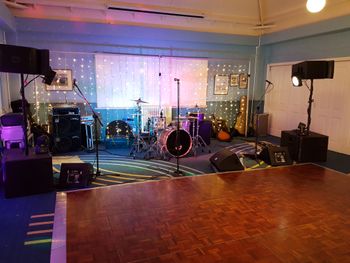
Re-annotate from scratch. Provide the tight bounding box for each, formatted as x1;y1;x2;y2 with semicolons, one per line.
239;73;248;89
45;69;73;91
214;74;229;95
230;74;239;87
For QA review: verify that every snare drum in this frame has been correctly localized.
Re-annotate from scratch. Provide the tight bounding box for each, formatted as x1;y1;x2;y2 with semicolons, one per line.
158;128;192;157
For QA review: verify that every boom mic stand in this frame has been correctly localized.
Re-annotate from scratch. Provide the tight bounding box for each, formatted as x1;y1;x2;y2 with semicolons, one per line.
73;80;104;178
244;80;273;162
172;78;183;177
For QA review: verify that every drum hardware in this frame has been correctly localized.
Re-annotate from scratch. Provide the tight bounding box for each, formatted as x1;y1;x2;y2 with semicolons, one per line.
131;98;148;104
189;106;210;155
129;98;149;158
189;115;210;156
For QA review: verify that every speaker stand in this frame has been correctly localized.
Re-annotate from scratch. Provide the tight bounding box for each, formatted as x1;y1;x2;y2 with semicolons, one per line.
20;74;29;156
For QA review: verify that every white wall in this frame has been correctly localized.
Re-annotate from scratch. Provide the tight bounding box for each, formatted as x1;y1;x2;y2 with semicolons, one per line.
264;58;350;154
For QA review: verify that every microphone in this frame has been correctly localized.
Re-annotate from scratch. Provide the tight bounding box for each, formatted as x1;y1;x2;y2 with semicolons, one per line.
266;80;273;85
73;78;77;87
174;78;180;81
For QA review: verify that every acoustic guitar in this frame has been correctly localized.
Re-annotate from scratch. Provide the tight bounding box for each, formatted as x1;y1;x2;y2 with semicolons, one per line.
211;114;231;141
217;130;231;141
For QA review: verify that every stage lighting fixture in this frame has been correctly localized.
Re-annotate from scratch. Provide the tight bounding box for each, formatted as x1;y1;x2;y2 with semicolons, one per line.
292;75;302;87
306;0;326;13
291;60;334;86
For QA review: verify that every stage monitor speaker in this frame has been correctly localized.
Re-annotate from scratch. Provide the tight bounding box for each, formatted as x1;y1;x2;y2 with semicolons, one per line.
210;148;244;172
59;163;93;188
0;44;50;75
51;114;81;153
259;144;293;166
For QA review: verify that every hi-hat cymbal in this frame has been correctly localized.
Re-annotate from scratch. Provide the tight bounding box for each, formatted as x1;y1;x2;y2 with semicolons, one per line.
132;98;148;104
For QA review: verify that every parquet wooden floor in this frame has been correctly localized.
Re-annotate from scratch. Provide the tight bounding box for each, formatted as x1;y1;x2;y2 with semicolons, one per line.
66;164;350;262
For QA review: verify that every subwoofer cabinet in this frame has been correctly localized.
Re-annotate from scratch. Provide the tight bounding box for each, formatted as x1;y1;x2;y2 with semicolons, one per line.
280;130;328;162
2;149;53;198
50;106;81;153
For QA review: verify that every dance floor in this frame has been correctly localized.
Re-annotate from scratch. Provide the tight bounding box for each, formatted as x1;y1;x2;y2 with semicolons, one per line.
61;164;350;262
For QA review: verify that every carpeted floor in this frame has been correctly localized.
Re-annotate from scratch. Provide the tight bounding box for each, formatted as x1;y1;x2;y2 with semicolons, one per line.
52;138;274;188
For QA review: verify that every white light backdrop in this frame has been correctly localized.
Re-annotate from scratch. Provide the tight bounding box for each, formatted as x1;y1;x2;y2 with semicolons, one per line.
95;54;208;109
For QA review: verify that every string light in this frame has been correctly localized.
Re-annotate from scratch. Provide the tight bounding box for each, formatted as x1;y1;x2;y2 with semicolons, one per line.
29;51;249;136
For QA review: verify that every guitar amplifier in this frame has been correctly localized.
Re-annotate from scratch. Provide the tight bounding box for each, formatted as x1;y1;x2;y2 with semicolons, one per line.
50;106;81;153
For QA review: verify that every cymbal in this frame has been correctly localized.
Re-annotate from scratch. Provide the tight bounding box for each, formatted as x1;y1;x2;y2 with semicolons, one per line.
132;98;148;104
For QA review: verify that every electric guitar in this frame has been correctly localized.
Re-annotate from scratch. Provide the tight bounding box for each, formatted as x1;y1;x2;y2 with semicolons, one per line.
234;95;247;135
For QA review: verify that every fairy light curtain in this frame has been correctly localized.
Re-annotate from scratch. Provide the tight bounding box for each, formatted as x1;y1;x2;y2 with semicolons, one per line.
95;54;208;109
160;56;208;108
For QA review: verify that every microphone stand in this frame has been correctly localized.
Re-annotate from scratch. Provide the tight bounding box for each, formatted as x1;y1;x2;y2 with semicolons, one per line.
244;81;273;162
20;73;29;156
73;80;104;178
172;78;183;177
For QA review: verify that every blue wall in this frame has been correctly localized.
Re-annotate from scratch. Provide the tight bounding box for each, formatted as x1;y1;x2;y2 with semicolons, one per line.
264;28;350;64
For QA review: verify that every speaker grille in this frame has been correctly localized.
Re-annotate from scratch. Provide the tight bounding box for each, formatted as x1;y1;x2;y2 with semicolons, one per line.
52;114;81;153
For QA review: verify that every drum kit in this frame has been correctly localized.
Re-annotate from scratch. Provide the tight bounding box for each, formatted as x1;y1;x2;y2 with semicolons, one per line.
123;98;210;159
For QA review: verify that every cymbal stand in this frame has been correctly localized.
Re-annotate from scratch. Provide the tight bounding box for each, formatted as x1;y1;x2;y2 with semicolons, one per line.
130;103;148;158
191;107;210;156
191;117;210;156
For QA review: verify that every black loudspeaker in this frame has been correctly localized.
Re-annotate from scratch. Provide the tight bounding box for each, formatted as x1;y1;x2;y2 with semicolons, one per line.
59;163;93;188
292;60;334;80
281;130;328;162
210;148;244;172
2;149;53;198
0;44;50;75
259;144;293;166
51;113;81;153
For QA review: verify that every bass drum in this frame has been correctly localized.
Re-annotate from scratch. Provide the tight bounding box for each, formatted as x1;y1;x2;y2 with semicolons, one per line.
159;128;192;157
106;120;133;138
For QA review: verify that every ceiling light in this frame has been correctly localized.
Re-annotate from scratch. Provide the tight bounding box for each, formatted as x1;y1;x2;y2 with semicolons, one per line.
306;0;326;13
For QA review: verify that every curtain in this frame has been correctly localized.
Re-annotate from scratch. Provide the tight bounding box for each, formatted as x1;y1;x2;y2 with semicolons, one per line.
95;54;208;109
